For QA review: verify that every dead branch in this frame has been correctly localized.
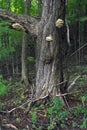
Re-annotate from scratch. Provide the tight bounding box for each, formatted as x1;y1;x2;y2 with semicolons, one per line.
0;9;39;35
70;43;87;57
67;75;80;92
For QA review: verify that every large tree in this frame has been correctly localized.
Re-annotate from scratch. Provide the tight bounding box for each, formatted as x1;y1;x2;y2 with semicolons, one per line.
0;0;66;99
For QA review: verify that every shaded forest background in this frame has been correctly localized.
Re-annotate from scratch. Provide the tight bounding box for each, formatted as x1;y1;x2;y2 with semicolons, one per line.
0;0;87;130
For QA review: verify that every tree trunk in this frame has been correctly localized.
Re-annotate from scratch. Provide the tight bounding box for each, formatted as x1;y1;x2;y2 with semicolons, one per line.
21;32;29;86
36;0;66;98
21;0;31;86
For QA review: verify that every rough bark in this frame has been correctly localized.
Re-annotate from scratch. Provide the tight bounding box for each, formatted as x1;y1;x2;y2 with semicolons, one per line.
21;0;31;86
21;33;29;86
0;9;38;36
36;0;66;98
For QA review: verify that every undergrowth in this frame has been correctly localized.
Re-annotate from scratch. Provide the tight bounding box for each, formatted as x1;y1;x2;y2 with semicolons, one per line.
29;96;87;130
0;74;11;97
0;71;87;130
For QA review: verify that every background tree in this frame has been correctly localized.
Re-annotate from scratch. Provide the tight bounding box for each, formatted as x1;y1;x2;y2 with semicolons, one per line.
21;0;31;86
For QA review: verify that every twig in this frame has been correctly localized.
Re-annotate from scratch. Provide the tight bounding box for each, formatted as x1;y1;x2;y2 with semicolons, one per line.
53;80;67;87
70;43;87;57
56;87;87;97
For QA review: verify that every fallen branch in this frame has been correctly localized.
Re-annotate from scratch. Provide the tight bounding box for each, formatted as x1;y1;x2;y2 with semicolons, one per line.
25;94;49;114
2;123;18;130
0;99;31;115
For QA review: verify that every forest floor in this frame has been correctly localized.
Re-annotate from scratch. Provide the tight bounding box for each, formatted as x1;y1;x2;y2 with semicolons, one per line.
0;65;87;130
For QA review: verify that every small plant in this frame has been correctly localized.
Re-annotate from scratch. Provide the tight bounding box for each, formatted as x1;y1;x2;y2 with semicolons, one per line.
47;124;55;130
82;107;87;116
81;95;87;107
80;117;87;129
30;111;37;123
16;117;21;123
27;56;35;62
73;104;82;116
39;104;45;109
47;97;68;129
0;74;9;97
76;65;87;73
72;121;77;128
30;109;37;129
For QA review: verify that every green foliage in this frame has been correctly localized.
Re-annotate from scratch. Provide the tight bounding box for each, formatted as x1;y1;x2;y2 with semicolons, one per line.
81;95;87;107
72;121;77;127
39;104;45;109
30;110;37;123
0;74;10;96
67;0;87;24
30;0;39;16
30;0;43;16
0;82;7;96
0;46;15;60
80;16;87;22
47;97;68;129
0;22;22;61
10;0;25;14
81;95;87;103
30;109;38;129
76;65;87;73
0;0;9;9
47;124;55;130
70;104;87;129
80;117;87;129
73;104;82;116
27;56;35;63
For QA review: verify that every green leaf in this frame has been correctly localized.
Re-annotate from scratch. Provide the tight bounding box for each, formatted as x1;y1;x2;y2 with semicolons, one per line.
27;56;35;62
80;17;87;22
0;82;8;96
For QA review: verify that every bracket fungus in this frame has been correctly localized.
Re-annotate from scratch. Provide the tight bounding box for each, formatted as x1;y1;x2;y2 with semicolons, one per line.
55;19;64;28
12;23;25;31
46;34;53;42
